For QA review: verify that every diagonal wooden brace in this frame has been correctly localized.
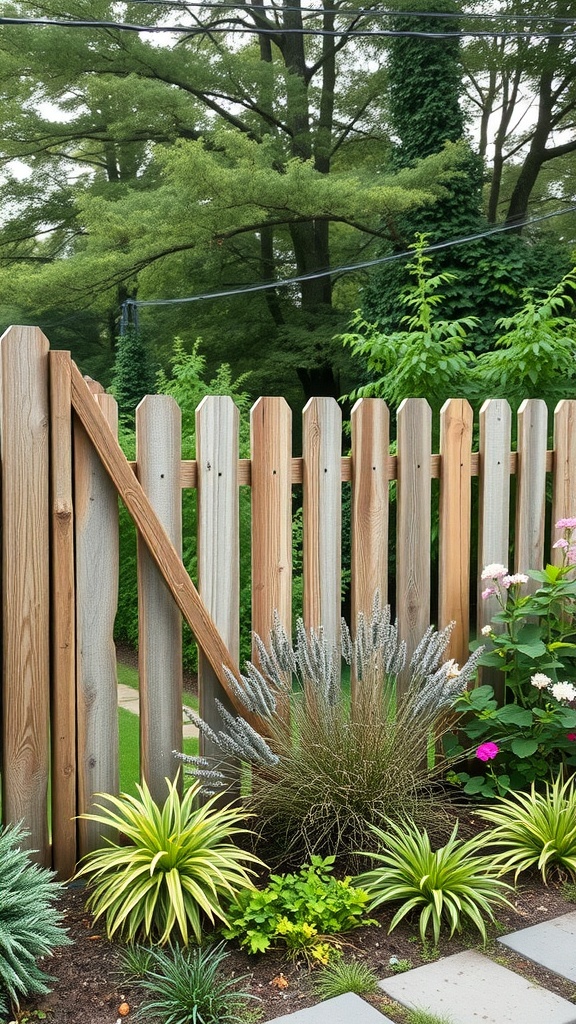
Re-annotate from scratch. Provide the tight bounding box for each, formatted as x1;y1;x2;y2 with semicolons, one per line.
69;358;267;736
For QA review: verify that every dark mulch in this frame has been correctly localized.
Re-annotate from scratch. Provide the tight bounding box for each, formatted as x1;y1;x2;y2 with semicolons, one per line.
26;648;574;1022
26;871;576;1024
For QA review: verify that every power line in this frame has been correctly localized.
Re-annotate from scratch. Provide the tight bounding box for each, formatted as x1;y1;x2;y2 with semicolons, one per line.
1;15;575;36
122;205;576;313
109;0;576;24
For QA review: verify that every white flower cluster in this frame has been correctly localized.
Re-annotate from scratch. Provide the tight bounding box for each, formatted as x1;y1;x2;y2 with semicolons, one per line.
531;673;576;703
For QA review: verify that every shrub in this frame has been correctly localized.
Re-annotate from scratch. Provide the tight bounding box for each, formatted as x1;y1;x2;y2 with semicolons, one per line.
180;601;482;862
449;529;576;798
0;823;71;1017
131;941;260;1024
74;775;264;945
312;956;380;1000
222;855;374;963
477;773;576;882
355;817;512;945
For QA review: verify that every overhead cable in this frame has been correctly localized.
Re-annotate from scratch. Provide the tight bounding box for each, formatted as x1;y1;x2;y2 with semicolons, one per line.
121;205;576;313
1;15;575;36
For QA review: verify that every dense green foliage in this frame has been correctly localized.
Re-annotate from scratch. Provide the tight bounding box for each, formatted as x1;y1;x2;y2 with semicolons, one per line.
127;942;258;1024
356;818;512;945
75;776;263;945
0;823;71;1017
478;774;576;883
222;856;373;962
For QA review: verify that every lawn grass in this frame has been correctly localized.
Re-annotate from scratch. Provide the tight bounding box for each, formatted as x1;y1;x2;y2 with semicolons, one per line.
118;662;198;796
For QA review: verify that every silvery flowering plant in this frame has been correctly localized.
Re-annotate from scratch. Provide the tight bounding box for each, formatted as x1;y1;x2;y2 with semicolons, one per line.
446;519;576;798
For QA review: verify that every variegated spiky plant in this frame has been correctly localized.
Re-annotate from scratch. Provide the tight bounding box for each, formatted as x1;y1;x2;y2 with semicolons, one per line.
178;599;482;862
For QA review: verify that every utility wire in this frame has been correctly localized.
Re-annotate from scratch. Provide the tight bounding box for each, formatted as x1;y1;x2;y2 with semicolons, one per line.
1;16;575;36
109;0;576;23
122;205;576;313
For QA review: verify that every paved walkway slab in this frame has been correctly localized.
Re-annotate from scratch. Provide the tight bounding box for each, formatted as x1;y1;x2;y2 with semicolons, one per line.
265;992;395;1023
379;949;576;1024
499;911;576;983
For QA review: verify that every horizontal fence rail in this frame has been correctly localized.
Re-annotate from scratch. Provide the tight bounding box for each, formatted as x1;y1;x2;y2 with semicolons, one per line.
1;326;575;874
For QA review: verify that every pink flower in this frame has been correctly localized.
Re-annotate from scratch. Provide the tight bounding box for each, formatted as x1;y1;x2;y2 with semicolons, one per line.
567;548;576;565
481;563;508;581
567;733;576;742
502;573;529;588
553;538;569;549
556;518;576;530
481;587;497;600
476;741;499;762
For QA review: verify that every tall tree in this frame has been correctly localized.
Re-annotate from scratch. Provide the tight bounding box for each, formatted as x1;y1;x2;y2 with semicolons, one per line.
0;0;465;400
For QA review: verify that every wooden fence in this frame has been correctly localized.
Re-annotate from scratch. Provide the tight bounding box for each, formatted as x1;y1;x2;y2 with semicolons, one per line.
1;325;576;877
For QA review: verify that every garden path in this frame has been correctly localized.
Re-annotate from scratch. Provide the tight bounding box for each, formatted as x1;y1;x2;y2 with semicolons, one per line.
266;911;576;1024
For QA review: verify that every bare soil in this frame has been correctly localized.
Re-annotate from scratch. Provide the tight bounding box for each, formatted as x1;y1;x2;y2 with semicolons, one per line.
22;866;576;1024
22;649;576;1023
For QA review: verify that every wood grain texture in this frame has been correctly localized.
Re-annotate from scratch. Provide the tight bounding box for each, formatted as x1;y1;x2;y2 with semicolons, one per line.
350;399;390;625
515;399;548;590
302;398;342;648
75;393;119;856
0;326;51;864
49;351;77;878
69;362;264;733
551;401;576;562
477;399;512;699
438;399;473;665
477;400;512;627
250;397;292;644
396;399;432;682
196;396;240;779
136;396;183;803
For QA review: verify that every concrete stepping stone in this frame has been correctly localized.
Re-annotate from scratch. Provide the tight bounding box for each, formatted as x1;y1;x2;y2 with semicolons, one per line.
265;991;395;1023
499;911;576;983
379;949;576;1024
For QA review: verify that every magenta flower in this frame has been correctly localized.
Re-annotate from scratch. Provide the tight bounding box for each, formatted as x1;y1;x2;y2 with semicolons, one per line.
567;733;576;742
475;742;499;762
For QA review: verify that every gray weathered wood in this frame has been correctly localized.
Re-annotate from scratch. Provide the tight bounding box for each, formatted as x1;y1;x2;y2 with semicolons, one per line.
515;400;548;591
302;398;342;650
396;398;432;681
75;392;119;855
0;326;51;864
196;397;240;779
552;401;576;562
136;396;183;803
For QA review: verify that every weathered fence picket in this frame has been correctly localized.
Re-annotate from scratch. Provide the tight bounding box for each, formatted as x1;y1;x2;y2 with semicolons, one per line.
2;324;576;873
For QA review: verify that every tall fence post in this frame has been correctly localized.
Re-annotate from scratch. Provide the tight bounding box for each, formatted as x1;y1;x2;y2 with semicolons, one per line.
438;399;473;666
396;398;432;683
50;350;77;878
302;398;342;651
75;390;120;856
196;396;241;786
137;396;183;802
0;326;51;865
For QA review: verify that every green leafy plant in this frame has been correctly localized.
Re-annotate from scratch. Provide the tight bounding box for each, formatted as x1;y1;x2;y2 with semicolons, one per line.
0;823;71;1018
389;956;413;973
355;817;512;945
131;941;260;1024
405;1011;455;1024
448;526;576;796
181;601;482;861
477;773;576;883
312;956;379;1000
74;775;264;945
222;855;374;963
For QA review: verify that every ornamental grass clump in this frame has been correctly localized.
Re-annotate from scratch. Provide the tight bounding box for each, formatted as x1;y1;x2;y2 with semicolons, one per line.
74;775;264;945
355;817;512;945
477;772;576;882
179;601;482;862
131;941;259;1024
0;822;71;1018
